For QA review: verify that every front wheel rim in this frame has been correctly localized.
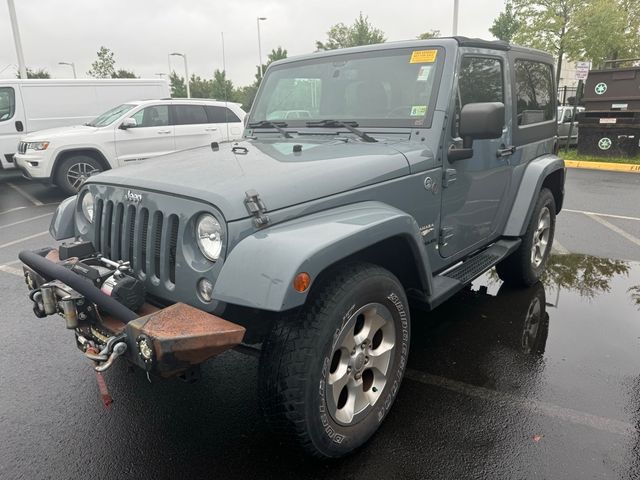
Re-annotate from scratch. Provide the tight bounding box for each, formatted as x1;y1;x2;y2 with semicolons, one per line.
325;302;396;426
531;206;551;268
66;162;100;190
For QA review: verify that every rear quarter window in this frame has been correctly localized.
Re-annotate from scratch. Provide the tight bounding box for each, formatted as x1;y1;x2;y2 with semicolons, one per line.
514;60;555;126
205;105;241;123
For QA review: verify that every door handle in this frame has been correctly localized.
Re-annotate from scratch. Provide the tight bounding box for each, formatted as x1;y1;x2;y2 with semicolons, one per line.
497;145;516;157
157;130;171;134
204;127;217;131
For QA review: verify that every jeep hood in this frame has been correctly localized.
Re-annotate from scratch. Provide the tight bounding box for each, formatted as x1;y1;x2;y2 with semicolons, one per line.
23;124;98;141
89;139;411;221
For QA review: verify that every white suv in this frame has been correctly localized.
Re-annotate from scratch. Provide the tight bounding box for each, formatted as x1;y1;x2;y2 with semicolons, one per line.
14;99;246;194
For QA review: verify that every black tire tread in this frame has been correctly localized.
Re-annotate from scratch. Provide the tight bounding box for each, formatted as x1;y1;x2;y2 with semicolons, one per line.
258;262;397;458
496;188;556;286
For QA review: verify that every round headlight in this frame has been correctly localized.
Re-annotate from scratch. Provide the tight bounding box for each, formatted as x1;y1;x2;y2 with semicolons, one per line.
81;191;94;223
196;214;223;261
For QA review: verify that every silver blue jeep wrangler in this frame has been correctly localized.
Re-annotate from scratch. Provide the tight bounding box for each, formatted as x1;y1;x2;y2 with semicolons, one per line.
19;37;563;458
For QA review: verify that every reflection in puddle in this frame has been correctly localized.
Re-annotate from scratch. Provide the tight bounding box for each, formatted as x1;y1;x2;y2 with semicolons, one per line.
409;253;640;467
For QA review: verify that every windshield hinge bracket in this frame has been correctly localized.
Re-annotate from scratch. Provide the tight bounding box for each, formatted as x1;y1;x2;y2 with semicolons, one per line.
244;190;270;228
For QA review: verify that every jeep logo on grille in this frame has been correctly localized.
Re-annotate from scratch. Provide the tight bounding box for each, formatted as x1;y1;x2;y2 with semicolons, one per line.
125;190;142;203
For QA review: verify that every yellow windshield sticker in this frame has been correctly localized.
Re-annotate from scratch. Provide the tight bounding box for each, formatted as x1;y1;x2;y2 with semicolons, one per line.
410;49;438;64
410;105;427;116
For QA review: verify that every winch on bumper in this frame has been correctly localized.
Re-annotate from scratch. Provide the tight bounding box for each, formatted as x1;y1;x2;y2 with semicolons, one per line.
19;243;245;377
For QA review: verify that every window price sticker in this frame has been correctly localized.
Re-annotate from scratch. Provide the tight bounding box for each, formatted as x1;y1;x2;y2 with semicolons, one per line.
410;50;438;64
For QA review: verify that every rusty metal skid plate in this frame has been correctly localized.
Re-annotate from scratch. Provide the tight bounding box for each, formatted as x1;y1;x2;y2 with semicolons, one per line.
125;303;246;376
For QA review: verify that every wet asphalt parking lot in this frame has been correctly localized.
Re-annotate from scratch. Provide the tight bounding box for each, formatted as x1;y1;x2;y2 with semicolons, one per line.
1;167;640;479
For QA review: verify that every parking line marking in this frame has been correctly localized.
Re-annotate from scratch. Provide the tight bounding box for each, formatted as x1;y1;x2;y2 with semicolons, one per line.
586;213;640;248
0;212;53;230
0;264;22;276
564;209;640;223
7;182;44;207
0;206;27;216
0;231;49;250
405;370;634;436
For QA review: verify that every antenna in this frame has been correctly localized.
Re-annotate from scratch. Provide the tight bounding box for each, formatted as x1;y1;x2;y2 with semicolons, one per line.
221;31;231;142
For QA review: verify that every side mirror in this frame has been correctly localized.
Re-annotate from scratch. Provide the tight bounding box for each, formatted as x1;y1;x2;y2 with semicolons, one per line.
459;102;505;147
449;102;505;161
120;117;137;129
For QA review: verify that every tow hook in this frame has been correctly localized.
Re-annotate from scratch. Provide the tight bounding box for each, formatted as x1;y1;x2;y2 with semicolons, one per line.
94;342;127;372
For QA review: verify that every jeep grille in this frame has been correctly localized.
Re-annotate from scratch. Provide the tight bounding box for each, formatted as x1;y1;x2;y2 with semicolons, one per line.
93;198;180;287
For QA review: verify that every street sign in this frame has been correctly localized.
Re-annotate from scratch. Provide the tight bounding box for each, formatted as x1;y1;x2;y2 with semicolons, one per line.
575;61;590;81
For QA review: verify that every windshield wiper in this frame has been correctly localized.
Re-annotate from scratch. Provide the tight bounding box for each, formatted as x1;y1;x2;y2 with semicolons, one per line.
305;119;377;143
247;120;293;139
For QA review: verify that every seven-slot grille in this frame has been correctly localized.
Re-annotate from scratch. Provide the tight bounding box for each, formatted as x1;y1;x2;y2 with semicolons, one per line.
93;198;179;286
17;142;27;154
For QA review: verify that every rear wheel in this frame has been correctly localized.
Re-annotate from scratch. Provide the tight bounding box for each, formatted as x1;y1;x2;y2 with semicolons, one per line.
258;262;411;458
55;155;103;195
496;188;556;286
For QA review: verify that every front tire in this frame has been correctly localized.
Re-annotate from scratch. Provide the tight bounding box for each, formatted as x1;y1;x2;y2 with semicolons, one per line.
496;188;556;286
258;262;411;458
55;155;103;195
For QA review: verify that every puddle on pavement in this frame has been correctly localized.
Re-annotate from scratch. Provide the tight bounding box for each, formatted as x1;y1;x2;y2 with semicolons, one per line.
409;253;640;426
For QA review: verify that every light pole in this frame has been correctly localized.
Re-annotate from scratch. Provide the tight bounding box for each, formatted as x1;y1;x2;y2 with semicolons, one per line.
256;17;267;79
169;52;190;98
58;62;77;79
7;0;27;79
452;0;459;36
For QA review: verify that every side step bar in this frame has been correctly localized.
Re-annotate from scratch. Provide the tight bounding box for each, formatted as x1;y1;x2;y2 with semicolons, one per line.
416;238;521;311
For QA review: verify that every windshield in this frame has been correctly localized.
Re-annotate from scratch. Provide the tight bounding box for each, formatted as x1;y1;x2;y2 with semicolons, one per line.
250;47;443;128
87;103;137;127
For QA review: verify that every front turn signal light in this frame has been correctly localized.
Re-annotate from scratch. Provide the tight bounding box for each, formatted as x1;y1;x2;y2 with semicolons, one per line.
293;272;311;292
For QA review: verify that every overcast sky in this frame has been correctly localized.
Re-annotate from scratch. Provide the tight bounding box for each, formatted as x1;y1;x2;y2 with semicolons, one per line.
1;0;504;86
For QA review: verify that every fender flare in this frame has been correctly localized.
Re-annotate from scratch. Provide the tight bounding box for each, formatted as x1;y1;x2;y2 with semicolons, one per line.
503;154;564;237
213;201;433;312
50;195;76;240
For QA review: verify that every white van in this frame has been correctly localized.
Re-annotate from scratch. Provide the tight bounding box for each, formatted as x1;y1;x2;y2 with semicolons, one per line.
0;79;170;170
14;99;246;194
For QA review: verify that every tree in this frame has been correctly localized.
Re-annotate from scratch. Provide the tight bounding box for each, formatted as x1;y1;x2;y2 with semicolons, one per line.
242;46;289;111
16;68;50;79
112;69;137;79
568;0;640;68
510;0;582;84
170;72;187;98
211;70;234;100
417;30;441;40
235;84;258;112
489;1;520;42
316;13;386;51
255;46;289;83
87;46;116;78
188;75;213;98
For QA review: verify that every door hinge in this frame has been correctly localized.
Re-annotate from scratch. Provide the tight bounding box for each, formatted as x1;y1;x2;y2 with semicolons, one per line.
443;168;457;188
439;226;455;247
244;190;270;228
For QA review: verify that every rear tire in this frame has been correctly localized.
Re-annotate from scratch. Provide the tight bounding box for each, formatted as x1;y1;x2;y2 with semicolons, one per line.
258;262;411;458
55;155;103;195
496;188;556;286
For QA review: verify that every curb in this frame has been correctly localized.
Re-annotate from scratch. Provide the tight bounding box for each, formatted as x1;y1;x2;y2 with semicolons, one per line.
564;159;640;173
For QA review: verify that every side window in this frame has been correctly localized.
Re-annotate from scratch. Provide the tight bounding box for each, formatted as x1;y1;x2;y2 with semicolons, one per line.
130;105;169;127
0;87;16;122
453;56;504;136
514;60;554;126
458;57;504;106
174;105;208;125
205;105;241;123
